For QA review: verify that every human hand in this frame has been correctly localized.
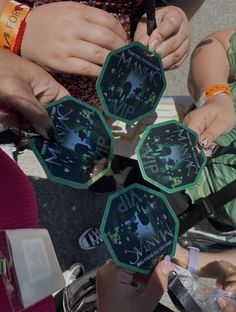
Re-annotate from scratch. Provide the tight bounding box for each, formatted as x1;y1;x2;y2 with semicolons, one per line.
217;272;236;312
0;49;69;139
134;6;190;70
96;259;172;312
218;298;236;312
21;1;127;77
184;95;236;146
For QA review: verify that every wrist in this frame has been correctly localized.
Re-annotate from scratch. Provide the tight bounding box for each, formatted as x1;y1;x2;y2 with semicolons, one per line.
195;83;232;108
0;1;31;54
0;0;9;14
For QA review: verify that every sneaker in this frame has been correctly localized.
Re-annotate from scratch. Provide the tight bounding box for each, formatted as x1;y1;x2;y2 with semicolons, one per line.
63;263;86;287
78;227;103;250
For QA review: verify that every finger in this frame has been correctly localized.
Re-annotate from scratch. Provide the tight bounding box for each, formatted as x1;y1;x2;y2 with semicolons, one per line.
218;298;236;312
159;38;190;69
153;24;189;58
76;20;127;51
84;6;127;41
133;21;149;46
0;109;18;130
57;57;102;76
5;90;53;139
224;281;236;291
183;111;204;136
149;9;183;50
71;40;110;66
199;118;230;145
136;260;172;310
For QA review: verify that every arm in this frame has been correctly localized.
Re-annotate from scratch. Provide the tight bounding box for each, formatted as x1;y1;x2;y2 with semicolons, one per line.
0;0;8;13
168;0;205;19
174;243;236;278
188;29;234;102
184;29;236;144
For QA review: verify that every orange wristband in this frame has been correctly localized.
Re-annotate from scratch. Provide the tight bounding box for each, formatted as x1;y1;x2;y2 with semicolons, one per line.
196;83;232;108
0;0;31;53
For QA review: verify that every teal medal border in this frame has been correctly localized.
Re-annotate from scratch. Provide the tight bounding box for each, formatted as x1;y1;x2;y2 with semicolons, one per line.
135;120;207;194
96;41;166;125
100;183;179;275
30;96;114;189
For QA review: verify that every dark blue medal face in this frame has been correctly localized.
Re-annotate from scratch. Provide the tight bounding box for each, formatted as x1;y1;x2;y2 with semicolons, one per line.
136;120;206;193
31;96;114;189
96;42;166;124
100;184;179;275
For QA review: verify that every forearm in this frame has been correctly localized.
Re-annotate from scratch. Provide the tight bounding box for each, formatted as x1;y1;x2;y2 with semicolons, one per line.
174;244;236;278
168;0;205;19
188;30;234;103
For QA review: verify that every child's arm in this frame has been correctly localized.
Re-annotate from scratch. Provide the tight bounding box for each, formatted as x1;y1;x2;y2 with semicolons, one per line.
184;29;236;145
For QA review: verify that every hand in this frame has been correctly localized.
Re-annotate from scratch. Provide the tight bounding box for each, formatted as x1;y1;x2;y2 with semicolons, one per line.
0;49;69;139
21;2;127;77
217;272;236;292
134;6;190;70
184;95;236;146
96;260;172;312
218;298;236;312
218;272;236;312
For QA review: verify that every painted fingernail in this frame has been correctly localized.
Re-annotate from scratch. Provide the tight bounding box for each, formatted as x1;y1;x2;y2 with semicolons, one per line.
198;137;209;149
162;255;171;275
47;127;59;142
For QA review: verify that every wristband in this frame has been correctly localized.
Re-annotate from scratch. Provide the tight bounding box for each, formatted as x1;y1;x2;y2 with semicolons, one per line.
196;83;232;108
0;0;31;54
187;246;199;274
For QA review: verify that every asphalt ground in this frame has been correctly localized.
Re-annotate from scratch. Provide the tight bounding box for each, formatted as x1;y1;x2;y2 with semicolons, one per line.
17;1;236;311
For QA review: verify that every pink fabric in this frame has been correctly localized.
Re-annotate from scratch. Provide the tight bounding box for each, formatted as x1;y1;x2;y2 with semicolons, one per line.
0;148;55;312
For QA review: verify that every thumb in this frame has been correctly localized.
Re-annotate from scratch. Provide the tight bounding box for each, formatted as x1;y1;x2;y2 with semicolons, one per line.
7;92;53;140
199;118;227;147
148;11;182;51
137;258;172;310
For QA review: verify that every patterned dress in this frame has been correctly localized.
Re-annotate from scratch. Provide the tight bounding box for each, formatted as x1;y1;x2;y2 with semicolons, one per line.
186;32;236;228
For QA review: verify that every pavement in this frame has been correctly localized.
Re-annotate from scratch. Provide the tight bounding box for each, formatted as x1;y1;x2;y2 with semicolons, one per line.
16;1;236;311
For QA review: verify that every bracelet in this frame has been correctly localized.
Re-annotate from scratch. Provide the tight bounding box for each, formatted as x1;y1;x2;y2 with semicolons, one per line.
187;246;199;274
196;83;232;108
0;0;31;54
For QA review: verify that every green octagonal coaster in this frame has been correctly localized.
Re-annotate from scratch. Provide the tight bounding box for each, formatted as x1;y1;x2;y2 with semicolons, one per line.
96;41;166;125
100;183;179;275
30;96;114;189
135;120;206;193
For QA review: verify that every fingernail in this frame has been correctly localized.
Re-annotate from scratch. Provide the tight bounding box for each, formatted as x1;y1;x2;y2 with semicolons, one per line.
47;127;59;142
218;298;226;309
198;137;209;149
162;255;171;275
149;38;160;51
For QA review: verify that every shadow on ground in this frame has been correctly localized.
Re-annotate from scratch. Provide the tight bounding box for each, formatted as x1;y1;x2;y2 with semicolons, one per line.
29;176;110;271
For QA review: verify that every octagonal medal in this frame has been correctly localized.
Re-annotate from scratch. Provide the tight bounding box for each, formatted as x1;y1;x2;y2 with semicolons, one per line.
100;183;179;275
135;120;206;193
96;41;166;124
30;96;114;189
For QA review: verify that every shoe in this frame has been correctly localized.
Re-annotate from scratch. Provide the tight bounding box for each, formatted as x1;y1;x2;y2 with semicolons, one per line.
63;263;86;287
78;227;103;250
